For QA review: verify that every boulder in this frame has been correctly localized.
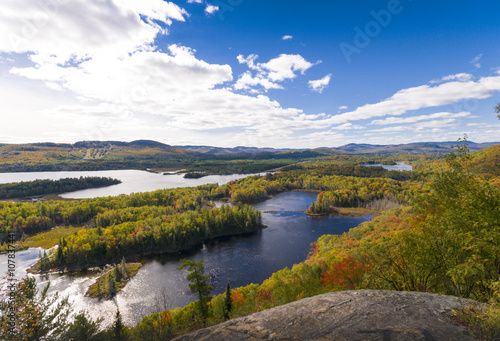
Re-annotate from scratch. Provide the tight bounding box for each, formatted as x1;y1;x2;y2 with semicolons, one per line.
173;290;481;340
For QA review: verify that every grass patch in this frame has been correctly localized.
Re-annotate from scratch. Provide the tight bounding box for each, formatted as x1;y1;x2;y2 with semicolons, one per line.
333;207;380;216
18;226;82;249
0;226;82;252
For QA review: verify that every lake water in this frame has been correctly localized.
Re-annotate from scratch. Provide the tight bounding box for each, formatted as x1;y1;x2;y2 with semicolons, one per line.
362;162;412;171
0;191;373;327
0;170;260;199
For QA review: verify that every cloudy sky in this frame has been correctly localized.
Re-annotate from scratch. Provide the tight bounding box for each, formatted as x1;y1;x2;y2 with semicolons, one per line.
1;0;499;148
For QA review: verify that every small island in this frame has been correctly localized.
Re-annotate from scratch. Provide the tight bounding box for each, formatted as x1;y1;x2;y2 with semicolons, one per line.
86;259;142;299
183;172;207;179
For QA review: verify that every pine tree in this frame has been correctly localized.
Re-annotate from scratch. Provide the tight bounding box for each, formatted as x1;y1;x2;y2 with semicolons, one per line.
120;256;128;279
108;273;116;298
177;259;213;326
56;240;63;264
223;281;232;320
112;309;126;341
113;265;122;283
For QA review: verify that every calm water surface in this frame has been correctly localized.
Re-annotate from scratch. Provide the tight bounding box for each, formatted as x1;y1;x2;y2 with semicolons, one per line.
0;170;261;199
362;162;412;171
0;191;373;327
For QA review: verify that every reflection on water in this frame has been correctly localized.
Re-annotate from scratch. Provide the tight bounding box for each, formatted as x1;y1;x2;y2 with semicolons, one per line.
0;191;373;327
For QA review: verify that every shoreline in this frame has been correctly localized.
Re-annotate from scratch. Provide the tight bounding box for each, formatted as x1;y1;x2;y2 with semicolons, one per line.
26;225;265;275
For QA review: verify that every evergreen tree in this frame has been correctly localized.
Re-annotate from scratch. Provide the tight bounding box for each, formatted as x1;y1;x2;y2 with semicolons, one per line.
120;257;128;279
223;281;232;320
0;277;72;340
108;274;117;298
177;259;213;325
56;240;64;264
112;309;126;341
64;311;103;341
113;265;123;283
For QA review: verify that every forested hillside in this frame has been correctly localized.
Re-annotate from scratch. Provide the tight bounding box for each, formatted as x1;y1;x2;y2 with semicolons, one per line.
0;141;200;172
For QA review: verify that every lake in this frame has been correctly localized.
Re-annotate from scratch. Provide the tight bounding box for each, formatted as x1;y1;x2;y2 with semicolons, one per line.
362;162;412;171
0;191;373;327
0;170;261;199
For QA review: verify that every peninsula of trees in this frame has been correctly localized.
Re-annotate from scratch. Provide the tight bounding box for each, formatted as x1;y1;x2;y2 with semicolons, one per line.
0;177;121;199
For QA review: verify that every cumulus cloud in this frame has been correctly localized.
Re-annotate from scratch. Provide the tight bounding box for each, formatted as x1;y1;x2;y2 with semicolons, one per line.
235;53;316;92
234;71;283;91
282;35;293;40
262;54;315;82
10;45;234;102
205;4;219;14
0;0;187;62
308;74;332;93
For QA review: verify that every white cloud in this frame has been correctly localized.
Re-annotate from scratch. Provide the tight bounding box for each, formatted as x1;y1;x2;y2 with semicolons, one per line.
7;47;329;147
205;4;219;14
237;54;259;70
11;45;233;102
368;119;457;134
235;54;316;92
308;74;332;93
338;105;348;110
470;54;483;69
0;0;187;62
328;72;500;125
234;71;282;91
282;35;293;40
430;73;473;84
370;111;471;125
262;54;315;82
332;123;363;130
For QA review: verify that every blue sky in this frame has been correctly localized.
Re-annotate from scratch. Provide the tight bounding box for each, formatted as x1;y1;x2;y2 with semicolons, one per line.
0;0;499;148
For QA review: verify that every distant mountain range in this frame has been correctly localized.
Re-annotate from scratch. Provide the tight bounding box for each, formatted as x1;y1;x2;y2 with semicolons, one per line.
1;140;498;159
178;141;500;156
0;139;498;173
324;141;500;154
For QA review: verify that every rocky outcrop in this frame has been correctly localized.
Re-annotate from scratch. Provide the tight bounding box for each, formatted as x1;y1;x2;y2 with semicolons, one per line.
174;290;481;341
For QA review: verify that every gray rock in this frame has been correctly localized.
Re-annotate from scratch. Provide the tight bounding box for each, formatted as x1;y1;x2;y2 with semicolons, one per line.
173;290;481;341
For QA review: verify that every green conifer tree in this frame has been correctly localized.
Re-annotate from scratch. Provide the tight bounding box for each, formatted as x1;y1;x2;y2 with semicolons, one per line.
177;259;213;326
223;281;232;320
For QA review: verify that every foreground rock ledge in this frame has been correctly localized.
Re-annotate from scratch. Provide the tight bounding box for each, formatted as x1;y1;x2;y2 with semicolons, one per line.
173;290;481;341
